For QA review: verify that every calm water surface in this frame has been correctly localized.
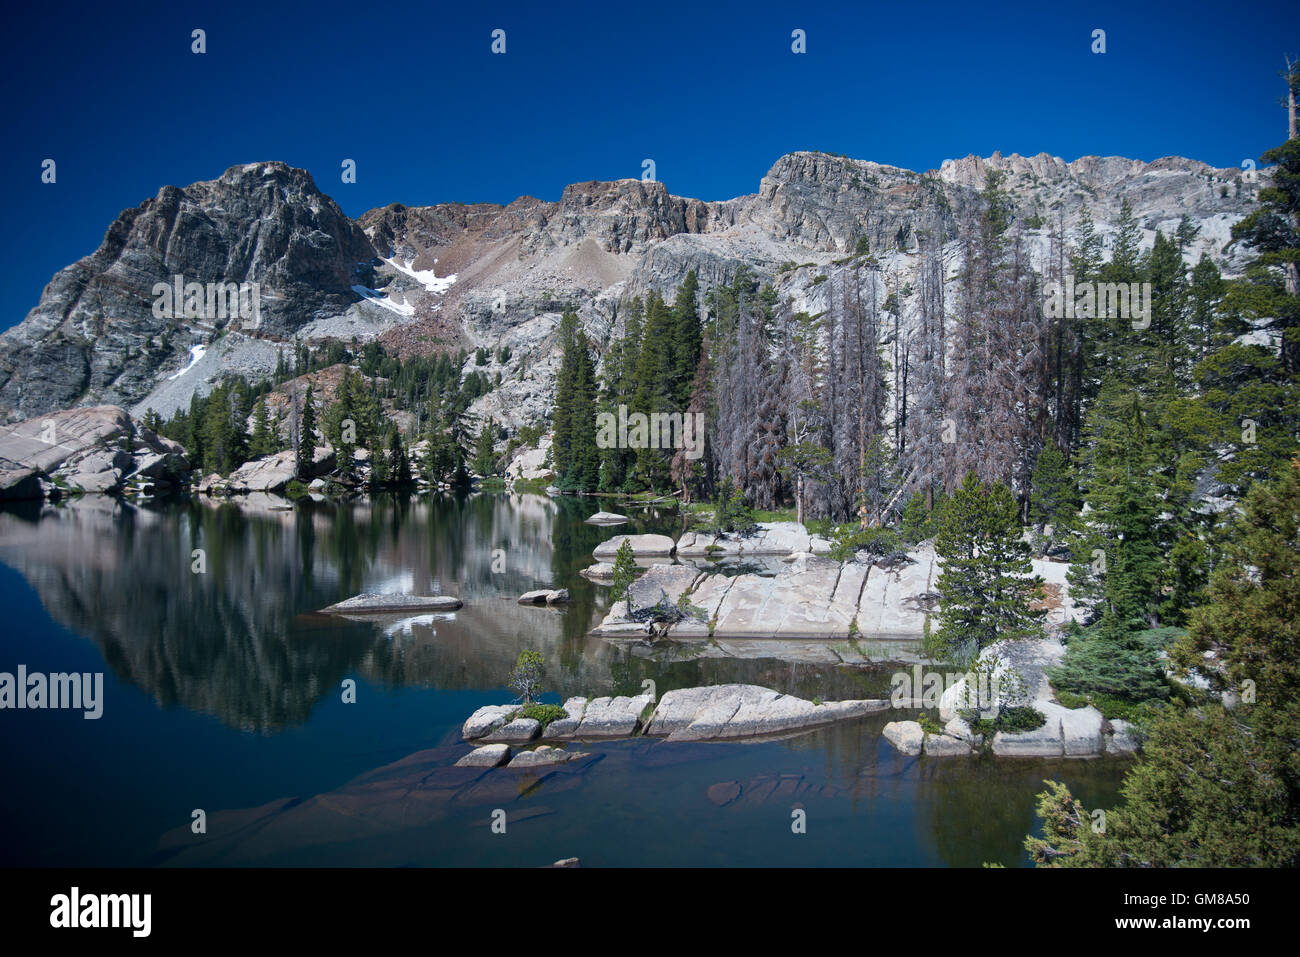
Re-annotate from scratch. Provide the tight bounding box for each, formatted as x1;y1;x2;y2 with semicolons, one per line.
0;491;1128;866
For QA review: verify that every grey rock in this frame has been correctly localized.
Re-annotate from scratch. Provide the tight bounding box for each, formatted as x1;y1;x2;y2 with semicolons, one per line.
542;697;587;738
585;511;629;525
483;717;542;742
455;744;511;767
517;588;569;605
1105;718;1142;754
462;705;521;741
923;733;973;757
507;745;592;768
593;534;676;560
575;694;653;738
883;721;924;756
579;562;615;582
320;593;463;614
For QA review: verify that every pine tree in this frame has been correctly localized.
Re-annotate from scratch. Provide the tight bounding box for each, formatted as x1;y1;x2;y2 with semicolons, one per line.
1028;439;1078;529
610;539;638;607
551;312;581;480
1228;133;1300;376
388;427;411;485
472;419;497;477
297;385;317;479
250;397;275;457
934;472;1046;663
670;270;702;406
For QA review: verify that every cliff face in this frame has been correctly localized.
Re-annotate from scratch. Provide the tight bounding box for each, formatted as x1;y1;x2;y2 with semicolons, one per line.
0;151;1258;428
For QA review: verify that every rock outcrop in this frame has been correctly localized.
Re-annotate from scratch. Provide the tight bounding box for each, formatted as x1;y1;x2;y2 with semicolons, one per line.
0;405;190;499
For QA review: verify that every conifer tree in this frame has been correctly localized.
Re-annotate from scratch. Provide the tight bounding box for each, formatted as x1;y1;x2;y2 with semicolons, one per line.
250;396;275;457
297;385;317;479
934;472;1046;663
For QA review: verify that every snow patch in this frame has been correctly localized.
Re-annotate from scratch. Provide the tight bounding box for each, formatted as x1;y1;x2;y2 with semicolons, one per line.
167;344;207;380
351;284;415;317
383;257;457;294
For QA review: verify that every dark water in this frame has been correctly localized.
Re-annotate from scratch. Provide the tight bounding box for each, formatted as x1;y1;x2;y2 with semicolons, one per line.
0;491;1128;867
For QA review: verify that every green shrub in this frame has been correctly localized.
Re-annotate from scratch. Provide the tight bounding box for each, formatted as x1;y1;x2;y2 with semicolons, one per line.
829;524;904;562
964;706;1046;737
918;713;944;736
518;703;568;729
1055;689;1089;709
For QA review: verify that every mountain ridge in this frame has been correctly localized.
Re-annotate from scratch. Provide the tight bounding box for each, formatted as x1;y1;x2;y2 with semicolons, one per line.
0;149;1257;426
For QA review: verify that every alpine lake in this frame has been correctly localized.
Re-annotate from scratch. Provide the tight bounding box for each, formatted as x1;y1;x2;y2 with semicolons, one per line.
0;490;1129;867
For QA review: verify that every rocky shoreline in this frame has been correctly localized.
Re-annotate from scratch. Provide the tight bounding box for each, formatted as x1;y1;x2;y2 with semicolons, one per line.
881;638;1141;759
589;537;1075;641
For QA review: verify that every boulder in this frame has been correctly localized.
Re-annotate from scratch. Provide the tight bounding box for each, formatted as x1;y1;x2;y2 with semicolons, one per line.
579;562;615;582
1060;705;1105;757
0;466;42;501
944;715;982;746
574;694;653;737
543;698;587;738
225;451;297;493
462;705;521;741
483;717;542;742
923;733;973;756
625;564;699;611
883;721;924;756
1105;718;1141;754
585;511;629;525
593;534;676;560
455;744;511;767
0;406;132;476
197;472;227;494
517;588;570;605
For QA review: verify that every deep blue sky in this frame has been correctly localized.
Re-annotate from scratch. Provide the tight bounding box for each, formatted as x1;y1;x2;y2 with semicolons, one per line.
2;0;1297;330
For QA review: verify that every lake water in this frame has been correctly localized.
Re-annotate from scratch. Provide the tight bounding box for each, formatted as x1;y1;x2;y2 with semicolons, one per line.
0;491;1129;867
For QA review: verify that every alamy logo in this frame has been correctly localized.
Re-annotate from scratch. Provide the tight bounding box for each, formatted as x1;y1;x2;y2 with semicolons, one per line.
152;275;261;327
50;887;150;937
1042;276;1151;330
595;404;705;460
0;665;103;719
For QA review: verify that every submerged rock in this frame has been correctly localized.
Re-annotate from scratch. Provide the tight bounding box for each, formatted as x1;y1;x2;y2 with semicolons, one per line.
707;781;742;807
507;746;593;768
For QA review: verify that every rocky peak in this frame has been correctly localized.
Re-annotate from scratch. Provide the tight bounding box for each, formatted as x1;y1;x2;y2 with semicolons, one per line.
0;162;377;420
